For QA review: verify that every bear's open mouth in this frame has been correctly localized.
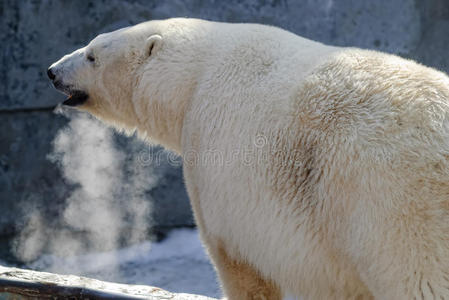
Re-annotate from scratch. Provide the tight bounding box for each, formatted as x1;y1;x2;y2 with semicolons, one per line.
63;91;89;106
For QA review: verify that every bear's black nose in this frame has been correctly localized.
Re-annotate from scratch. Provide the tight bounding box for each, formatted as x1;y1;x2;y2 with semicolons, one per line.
47;67;56;80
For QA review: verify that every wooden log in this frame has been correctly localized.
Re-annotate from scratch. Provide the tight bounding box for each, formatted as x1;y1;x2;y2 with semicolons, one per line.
0;266;216;300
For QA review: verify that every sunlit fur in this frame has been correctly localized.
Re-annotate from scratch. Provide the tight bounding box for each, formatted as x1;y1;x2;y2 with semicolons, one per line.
50;18;449;299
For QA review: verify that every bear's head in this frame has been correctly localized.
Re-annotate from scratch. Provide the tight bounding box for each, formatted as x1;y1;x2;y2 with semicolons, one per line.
48;18;209;151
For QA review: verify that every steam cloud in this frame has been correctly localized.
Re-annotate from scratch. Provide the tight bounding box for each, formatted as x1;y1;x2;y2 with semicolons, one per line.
13;110;156;276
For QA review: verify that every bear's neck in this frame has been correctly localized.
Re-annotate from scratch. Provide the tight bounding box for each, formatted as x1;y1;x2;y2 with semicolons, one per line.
132;30;213;153
132;77;196;154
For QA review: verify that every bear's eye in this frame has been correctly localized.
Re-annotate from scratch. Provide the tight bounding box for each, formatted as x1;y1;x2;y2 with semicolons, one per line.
87;54;95;63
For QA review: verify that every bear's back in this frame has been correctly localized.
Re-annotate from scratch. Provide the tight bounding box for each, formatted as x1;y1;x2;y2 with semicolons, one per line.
294;48;449;153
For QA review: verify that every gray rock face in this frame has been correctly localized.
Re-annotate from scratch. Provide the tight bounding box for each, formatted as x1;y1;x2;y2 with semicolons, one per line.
1;0;449;263
0;0;425;109
0;111;69;236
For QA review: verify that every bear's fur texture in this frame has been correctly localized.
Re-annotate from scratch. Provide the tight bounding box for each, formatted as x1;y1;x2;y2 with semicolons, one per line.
49;18;449;299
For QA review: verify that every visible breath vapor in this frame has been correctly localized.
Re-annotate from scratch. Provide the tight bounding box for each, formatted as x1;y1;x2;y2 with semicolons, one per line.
14;110;156;276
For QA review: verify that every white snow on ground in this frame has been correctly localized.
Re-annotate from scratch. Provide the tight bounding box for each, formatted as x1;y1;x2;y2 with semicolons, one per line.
28;228;222;298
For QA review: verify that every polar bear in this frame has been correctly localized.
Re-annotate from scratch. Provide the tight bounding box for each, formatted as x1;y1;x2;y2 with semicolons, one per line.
48;18;449;299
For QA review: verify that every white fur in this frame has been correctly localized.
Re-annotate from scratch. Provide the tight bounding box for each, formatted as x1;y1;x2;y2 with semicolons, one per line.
50;18;449;299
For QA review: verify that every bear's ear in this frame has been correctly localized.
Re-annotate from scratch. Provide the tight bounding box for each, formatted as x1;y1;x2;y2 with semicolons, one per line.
146;34;163;57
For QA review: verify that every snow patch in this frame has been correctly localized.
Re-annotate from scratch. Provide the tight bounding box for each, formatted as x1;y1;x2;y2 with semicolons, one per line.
29;228;221;298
